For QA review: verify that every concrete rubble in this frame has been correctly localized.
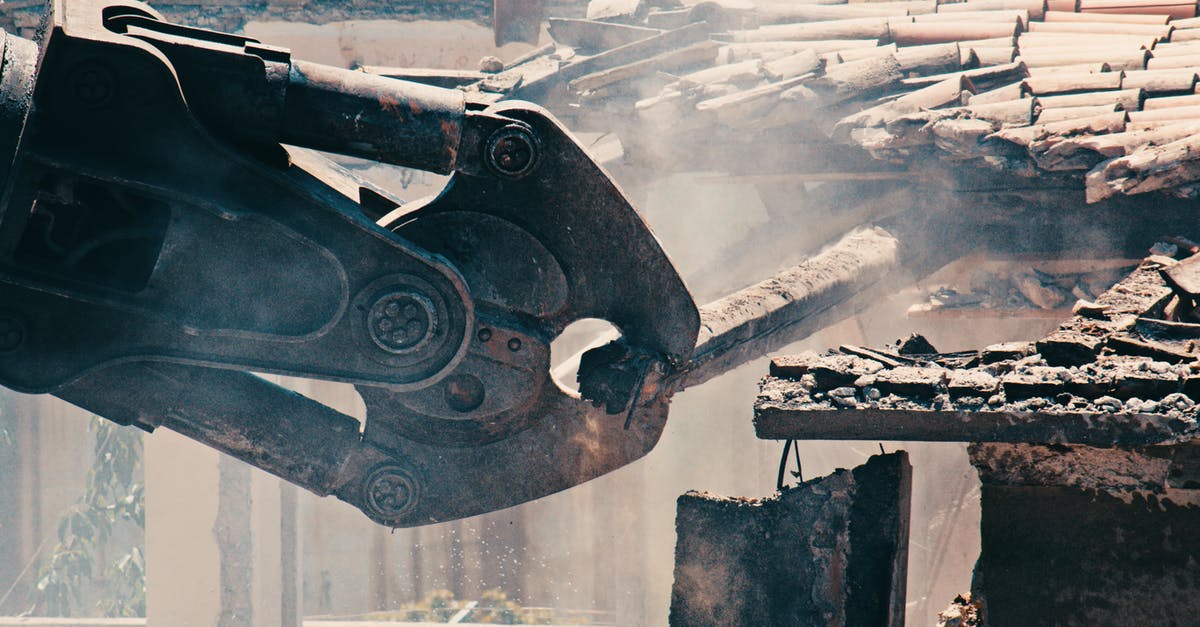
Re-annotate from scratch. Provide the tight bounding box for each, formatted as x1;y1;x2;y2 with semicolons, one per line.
670;452;911;627
756;244;1200;625
755;250;1200;446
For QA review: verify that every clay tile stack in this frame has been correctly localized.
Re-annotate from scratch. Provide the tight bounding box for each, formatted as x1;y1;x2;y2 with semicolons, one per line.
436;0;1200;203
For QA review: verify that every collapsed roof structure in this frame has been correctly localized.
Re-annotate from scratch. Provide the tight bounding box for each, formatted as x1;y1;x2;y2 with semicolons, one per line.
409;1;1200;623
443;0;1200;204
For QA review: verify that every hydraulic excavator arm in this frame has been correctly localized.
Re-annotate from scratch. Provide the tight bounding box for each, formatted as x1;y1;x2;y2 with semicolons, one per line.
0;0;703;527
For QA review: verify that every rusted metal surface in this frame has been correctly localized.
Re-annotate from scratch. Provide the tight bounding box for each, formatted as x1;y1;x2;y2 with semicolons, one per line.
0;0;707;527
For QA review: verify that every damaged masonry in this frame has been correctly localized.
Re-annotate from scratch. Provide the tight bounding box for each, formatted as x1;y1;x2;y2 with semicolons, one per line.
749;247;1200;625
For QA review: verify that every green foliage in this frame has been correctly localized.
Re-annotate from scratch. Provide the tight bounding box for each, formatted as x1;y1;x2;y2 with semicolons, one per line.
32;417;145;617
381;588;571;624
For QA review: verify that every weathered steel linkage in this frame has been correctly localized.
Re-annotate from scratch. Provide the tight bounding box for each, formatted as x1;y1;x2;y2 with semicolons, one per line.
0;0;918;528
0;0;703;527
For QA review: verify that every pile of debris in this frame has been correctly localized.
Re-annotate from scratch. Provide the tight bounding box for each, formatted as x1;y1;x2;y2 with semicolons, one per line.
909;261;1134;316
453;0;1200;201
756;246;1200;445
937;593;983;627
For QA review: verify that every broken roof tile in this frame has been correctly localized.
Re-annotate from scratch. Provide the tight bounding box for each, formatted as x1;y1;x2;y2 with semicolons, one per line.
459;0;1200;202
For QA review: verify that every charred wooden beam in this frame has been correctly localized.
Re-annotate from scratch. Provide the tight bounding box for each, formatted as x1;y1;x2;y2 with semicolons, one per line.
674;227;906;390
547;17;662;51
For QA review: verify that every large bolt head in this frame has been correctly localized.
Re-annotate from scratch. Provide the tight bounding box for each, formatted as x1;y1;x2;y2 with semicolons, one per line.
485;124;539;179
69;62;115;107
363;465;420;522
443;373;485;413
367;290;438;354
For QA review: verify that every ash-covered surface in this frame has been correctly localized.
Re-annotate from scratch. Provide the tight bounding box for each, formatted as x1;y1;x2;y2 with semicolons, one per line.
974;482;1200;626
670;452;910;627
969;442;1175;492
756;253;1200;445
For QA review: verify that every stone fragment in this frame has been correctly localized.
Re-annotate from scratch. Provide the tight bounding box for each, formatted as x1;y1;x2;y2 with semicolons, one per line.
1001;367;1066;400
1071;299;1109;319
1162;253;1200;297
968;442;1200;626
1150;241;1179;257
948;370;999;399
1163;392;1195;411
982;341;1034;364
809;355;886;389
670;452;911;626
874;367;947;398
769;352;821;378
1094;395;1123;412
1112;369;1179;400
478;55;504;73
897;333;938;355
1014;271;1067;309
937;593;982;627
1037;330;1103;366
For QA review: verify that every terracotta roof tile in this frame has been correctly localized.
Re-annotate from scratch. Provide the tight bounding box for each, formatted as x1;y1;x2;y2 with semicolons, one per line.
450;0;1200;202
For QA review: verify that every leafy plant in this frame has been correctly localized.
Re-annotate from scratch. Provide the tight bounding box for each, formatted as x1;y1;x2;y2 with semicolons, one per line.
381;588;570;624
31;417;145;617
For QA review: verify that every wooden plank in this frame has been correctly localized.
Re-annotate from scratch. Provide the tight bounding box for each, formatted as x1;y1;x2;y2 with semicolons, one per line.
553;21;712;83
568;40;720;92
681;228;902;389
547;18;662;50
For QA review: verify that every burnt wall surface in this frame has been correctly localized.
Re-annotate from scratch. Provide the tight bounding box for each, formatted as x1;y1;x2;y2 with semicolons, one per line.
970;442;1200;627
669;452;911;627
0;1;586;37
